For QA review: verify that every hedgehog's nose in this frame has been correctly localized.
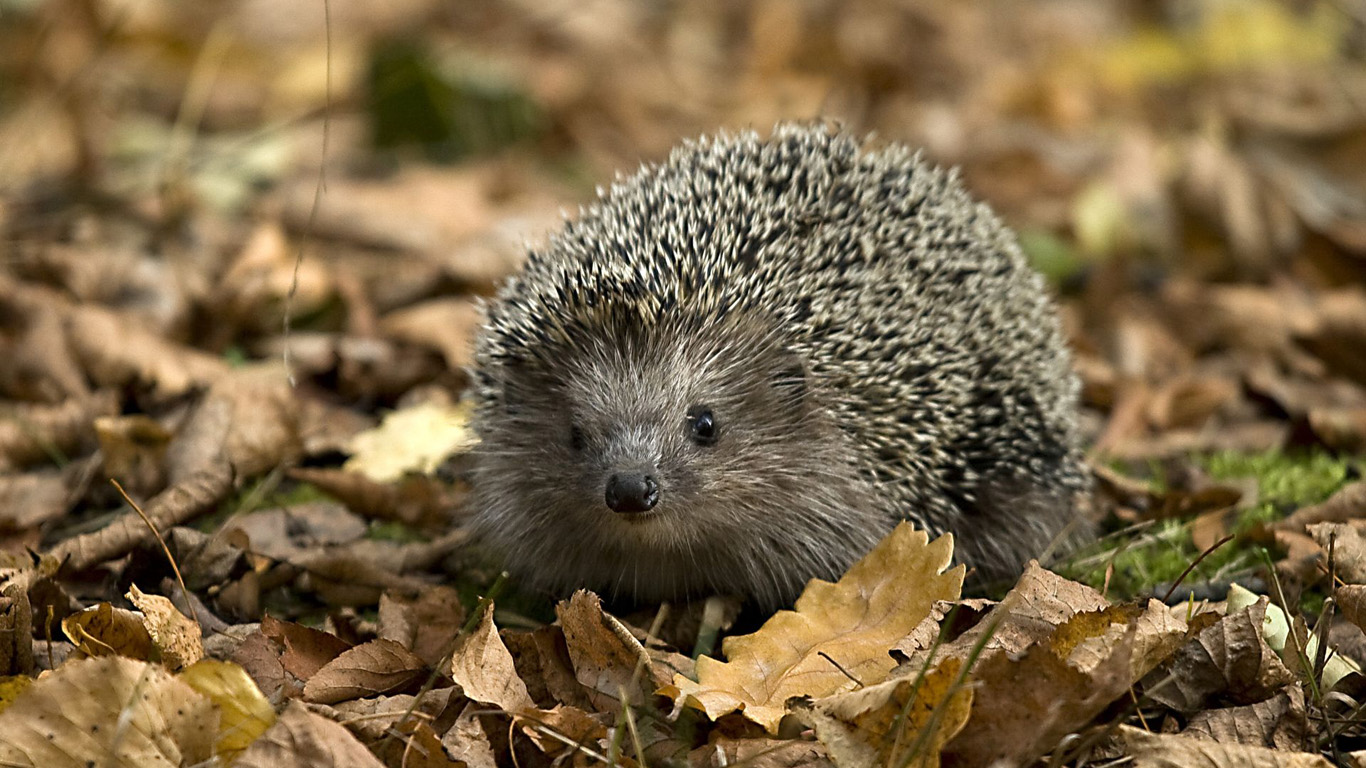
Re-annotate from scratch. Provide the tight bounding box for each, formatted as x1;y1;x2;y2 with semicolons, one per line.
605;472;659;514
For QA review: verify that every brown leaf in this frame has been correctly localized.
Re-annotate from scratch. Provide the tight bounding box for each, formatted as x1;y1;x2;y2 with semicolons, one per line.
64;303;229;398
1118;724;1332;767
688;738;832;768
0;656;217;767
1142;598;1294;713
261;614;353;682
0;392;119;472
234;700;386;768
0;579;34;676
1277;482;1366;532
302;637;428;704
1146;374;1239;431
558;590;670;710
1183;688;1306;749
668;524;964;733
330;687;463;741
449;601;534;712
942;613;1138;766
379;586;468;667
0;471;70;532
380;297;483;370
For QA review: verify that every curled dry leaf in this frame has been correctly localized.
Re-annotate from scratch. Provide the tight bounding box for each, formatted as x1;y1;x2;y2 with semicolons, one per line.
0;656;217;767
301;638;428;704
0;470;70;532
1142;598;1294;714
234;700;386;768
64;303;229;398
62;602;154;660
127;584;203;670
1118;724;1332;767
1183;688;1306;749
667;524;964;733
0;579;35;676
941;608;1153;766
558;590;672;710
378;586;468;667
1276;482;1366;532
449;601;534;712
288;466;457;527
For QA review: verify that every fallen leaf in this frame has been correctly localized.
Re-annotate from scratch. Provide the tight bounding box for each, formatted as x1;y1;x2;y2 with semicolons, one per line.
449;601;534;712
345;398;477;483
302;638;427;704
1118;724;1332;767
62;602;154;660
798;656;972;768
668;524;964;733
261;614;352;681
127;584;203;670
178;658;277;760
0;656;217;767
234;700;386;768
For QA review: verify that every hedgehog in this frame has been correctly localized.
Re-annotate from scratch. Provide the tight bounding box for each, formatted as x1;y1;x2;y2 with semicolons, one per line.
469;123;1090;610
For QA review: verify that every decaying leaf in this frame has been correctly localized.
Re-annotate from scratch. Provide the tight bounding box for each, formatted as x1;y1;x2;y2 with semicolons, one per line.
62;602;154;660
668;524;964;732
0;656;217;767
797;656;972;768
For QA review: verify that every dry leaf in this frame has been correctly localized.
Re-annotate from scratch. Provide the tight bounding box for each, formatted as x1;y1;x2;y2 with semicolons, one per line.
0;656;217;767
558;590;670;710
127;584;204;670
798;656;972;768
1142;598;1294;713
1183;688;1306;749
234;700;386;768
261;614;353;681
178;658;277;760
1119;724;1332;767
378;586;468;667
345;399;477;483
1308;522;1366;584
449;601;534;712
62;602;154;660
668;524;964;733
302;638;427;704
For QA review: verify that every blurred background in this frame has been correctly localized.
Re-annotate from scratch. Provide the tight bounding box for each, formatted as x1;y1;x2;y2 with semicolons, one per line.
1;0;1365;593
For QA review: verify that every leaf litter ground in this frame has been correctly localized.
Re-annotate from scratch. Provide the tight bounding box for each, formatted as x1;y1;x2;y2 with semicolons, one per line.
2;0;1366;766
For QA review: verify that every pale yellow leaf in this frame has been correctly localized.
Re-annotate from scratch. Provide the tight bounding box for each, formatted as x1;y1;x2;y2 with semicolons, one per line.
179;658;277;761
668;523;963;733
344;399;476;482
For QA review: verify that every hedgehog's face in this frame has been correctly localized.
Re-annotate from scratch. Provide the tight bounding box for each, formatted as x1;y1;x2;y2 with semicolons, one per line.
471;313;877;605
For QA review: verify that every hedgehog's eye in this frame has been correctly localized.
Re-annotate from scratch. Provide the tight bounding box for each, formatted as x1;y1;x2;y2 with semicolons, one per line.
569;425;587;451
686;405;718;446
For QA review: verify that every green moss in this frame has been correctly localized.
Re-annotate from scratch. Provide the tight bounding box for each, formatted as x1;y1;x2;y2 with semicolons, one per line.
1060;449;1356;600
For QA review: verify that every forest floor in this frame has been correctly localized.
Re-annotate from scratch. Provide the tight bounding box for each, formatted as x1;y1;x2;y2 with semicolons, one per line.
1;0;1366;766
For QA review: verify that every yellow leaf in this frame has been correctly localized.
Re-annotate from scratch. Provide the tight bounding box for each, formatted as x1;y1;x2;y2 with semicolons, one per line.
667;523;964;733
178;659;277;763
344;399;477;483
799;656;973;768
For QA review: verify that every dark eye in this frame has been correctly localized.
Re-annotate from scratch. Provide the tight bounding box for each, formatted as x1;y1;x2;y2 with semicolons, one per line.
569;425;586;451
686;405;718;446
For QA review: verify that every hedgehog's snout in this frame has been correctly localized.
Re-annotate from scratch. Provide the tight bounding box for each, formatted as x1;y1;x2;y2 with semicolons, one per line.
605;470;660;515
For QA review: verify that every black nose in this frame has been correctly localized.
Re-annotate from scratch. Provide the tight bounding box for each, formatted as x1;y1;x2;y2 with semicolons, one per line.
605;472;660;514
